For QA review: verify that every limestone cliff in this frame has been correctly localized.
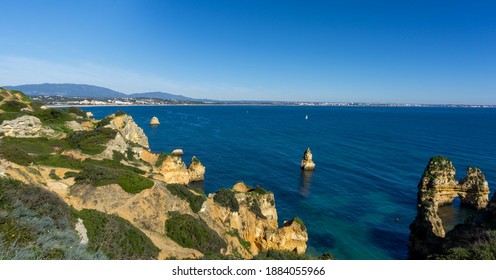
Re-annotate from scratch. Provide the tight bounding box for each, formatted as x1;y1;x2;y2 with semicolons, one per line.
409;156;491;259
107;113;149;148
301;148;315;171
155;155;191;185
200;182;308;257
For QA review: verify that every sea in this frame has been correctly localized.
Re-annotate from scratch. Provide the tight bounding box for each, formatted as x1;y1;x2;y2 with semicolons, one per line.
86;105;496;260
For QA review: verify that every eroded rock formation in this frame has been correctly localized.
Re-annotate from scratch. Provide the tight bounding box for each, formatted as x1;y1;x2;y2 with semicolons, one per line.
188;156;205;182
301;148;315;171
149;116;160;125
108;114;149;148
409;156;491;258
0;115;63;138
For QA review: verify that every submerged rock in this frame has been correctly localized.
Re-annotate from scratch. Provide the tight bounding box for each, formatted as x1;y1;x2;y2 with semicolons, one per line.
301;148;315;171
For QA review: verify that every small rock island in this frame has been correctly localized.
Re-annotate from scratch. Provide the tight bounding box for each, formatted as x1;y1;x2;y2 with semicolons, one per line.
149;116;160;125
301;148;316;171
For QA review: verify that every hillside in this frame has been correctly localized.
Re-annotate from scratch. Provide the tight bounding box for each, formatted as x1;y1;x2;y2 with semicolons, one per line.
4;83;208;101
0;87;310;260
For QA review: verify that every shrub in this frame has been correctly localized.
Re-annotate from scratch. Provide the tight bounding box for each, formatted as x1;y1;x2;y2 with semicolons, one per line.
166;184;206;213
249;186;270;195
0;100;27;112
0;178;104;260
0;137;70;155
253;249;315;260
292;217;306;231
66;128;116;155
117;172;154;194
76;209;159;259
64;107;87;118
30;108;74;125
165;212;226;254
49;169;61;180
114;110;126;116
213;188;239;212
112;151;125;162
35;154;84;169
0;146;34;165
64;171;79;179
249;199;266;219
75;162;153;194
225;229;251;253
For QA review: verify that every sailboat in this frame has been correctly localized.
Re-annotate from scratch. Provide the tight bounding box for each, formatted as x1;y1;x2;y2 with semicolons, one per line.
305;114;308;120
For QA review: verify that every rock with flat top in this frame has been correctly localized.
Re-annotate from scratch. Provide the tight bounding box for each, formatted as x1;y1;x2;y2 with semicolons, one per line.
149;116;160;125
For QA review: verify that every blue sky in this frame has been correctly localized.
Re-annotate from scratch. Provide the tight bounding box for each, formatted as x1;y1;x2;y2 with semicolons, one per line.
0;0;494;104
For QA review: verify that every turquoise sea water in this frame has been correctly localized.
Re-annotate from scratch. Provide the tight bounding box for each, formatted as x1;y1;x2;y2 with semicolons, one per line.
87;106;496;259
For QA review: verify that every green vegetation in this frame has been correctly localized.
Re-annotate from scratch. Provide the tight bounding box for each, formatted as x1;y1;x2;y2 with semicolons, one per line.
292;217;306;231
166;184;206;213
75;209;159;259
155;152;171;167
253;249;315;260
213;188;239;212
96;116;112;128
249;185;270;195
114;110;126;116
126;148;135;160
75;163;153;194
225;229;251;254
66;127;116;155
35;154;84;169
165;211;226;254
1;137;69;154
249;199;266;220
0;112;23;124
64;106;87;118
431;231;496;260
49;169;61;180
112;151;126;162
0;100;27;112
0;178;104;259
191;156;201;164
64;171;79;179
0;146;34;165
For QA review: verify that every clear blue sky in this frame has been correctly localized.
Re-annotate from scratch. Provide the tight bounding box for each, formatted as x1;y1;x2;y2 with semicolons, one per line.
0;0;494;104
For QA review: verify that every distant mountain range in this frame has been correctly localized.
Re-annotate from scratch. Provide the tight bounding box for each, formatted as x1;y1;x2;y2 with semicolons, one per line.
3;83;213;102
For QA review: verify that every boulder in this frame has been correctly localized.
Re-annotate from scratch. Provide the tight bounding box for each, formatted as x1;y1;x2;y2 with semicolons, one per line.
0;115;62;138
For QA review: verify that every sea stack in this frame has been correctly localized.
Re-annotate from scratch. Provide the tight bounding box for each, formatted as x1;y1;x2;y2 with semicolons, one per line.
149;116;160;125
301;148;315;171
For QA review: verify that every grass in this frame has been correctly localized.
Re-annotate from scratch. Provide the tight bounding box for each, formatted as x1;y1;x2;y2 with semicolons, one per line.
0;177;104;260
213;188;239;212
0;137;70;154
0;146;35;165
166;184;206;213
35;154;85;169
165;211;226;255
76;209;159;259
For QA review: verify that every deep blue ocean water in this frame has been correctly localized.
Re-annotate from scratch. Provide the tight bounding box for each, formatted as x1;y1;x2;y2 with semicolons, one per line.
87;105;496;259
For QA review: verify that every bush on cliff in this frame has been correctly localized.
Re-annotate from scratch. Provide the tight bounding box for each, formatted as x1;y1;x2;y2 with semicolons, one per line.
75;209;159;260
431;231;496;260
165;211;226;254
213;188;239;212
166;184;206;213
0;100;27;112
252;249;315;260
66;127;116;155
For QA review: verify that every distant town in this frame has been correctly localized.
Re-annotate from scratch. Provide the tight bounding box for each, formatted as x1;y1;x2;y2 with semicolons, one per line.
32;95;496;108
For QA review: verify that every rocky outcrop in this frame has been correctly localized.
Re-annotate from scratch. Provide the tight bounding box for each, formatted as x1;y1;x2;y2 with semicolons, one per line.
171;149;184;156
155;155;190;185
200;182;308;256
409;156;491;258
459;167;490;209
188;156;205;181
149;116;160;125
301;148;315;171
0;115;63;138
108;114;149;148
64;120;85;131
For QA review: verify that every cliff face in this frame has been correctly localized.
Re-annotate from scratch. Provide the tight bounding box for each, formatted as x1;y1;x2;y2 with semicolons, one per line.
108;114;149;149
409;156;491;259
199;182;308;257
